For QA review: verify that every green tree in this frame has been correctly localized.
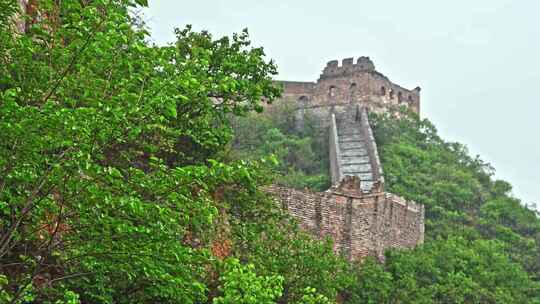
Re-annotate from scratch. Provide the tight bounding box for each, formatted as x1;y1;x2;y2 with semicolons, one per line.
0;1;287;302
213;258;283;304
231;104;540;303
230;100;330;191
357;108;540;303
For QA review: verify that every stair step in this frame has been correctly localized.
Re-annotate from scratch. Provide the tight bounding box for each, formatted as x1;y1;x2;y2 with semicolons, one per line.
343;172;373;178
339;150;368;156
339;140;365;146
341;158;370;164
340;160;371;166
341;163;372;172
341;164;370;168
338;131;364;138
338;142;365;147
342;172;373;177
340;146;367;151
339;138;362;142
338;127;362;133
340;153;368;158
338;133;364;138
340;153;369;159
339;149;368;155
339;142;366;149
339;146;366;151
338;138;366;143
340;154;369;158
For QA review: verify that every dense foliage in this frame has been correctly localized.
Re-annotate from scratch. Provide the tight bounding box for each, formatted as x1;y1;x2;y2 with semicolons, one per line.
362;111;540;302
0;1;350;303
1;0;539;303
233;106;540;302
230;101;330;191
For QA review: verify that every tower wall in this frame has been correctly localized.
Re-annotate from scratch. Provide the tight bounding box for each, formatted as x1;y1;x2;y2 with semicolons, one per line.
274;56;421;130
266;185;424;261
265;57;424;261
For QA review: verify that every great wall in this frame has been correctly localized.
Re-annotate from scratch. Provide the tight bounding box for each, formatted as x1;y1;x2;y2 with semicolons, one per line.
11;0;424;263
267;57;425;261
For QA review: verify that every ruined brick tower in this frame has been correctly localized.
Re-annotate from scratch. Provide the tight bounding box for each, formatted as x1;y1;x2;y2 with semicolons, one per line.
268;57;424;261
277;56;421;130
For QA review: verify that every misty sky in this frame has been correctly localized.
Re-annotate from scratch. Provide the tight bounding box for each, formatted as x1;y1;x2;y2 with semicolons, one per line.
142;0;539;209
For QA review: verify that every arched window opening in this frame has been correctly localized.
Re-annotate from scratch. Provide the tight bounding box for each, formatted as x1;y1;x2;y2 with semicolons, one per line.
349;83;358;102
389;90;394;100
397;92;403;103
329;86;337;97
298;96;308;104
408;95;413;103
380;86;386;96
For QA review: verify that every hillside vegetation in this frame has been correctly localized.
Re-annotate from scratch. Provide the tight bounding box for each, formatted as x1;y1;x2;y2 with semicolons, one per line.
0;1;538;303
232;105;540;303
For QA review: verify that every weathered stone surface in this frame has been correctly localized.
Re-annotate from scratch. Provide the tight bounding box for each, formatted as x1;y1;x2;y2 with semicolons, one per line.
266;183;425;261
265;57;424;262
329;104;383;194
272;57;421;131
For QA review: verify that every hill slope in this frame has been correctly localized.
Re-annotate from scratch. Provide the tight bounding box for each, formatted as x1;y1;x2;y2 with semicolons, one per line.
232;105;540;303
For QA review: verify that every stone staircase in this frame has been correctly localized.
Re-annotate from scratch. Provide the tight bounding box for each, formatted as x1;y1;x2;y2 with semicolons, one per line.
329;105;384;193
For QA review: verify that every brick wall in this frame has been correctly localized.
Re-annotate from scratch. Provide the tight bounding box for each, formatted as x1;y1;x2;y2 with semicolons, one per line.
265;57;424;261
273;57;421;130
266;185;424;261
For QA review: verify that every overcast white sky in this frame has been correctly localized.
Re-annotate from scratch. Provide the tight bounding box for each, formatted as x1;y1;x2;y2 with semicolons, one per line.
142;0;539;209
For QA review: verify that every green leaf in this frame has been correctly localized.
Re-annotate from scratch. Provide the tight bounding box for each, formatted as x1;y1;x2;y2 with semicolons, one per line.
134;0;148;7
165;101;177;118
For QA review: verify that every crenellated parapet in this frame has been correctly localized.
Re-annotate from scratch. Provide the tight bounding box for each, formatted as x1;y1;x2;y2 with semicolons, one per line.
274;57;421;128
320;56;376;79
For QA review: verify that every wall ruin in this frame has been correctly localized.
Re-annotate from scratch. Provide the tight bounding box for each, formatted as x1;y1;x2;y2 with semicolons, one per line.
274;56;421;130
266;57;424;261
267;179;424;261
